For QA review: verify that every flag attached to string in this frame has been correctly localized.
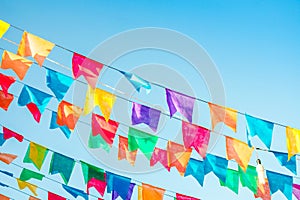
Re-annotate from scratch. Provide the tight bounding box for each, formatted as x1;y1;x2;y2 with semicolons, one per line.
49;111;71;139
119;70;151;93
286;126;300;160
238;165;258;194
3;127;24;142
0;90;14;111
88;132;111;151
29;196;39;200
254;178;271;200
57;100;82;131
0;194;9;200
272;151;296;174
23;142;48;170
17;179;38;196
17;31;55;66
293;184;300;200
176;193;200;200
48;192;66;200
150;147;170;171
18;85;52;122
266;170;293;200
204;154;228;183
220;169;239;195
118;135;137;166
0;73;16;95
72;53;104;88
113;183;135;200
138;183;165;200
62;184;88;200
0;20;10;38
1;50;33;80
0;134;5;146
184;158;205;186
19;168;44;182
182;120;210;158
0;153;17;164
46;68;73;101
106;172;134;200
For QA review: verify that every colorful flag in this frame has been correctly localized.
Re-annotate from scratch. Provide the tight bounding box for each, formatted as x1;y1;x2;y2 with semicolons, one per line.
48;192;66;200
1;50;33;80
62;184;88;200
184;158;205;186
57;100;82;131
19;168;44;182
29;196;39;200
166;88;195;123
120;70;151;93
23;142;48;170
106;172;133;200
72;53;104;88
208;102;237;132
0;73;16;95
182;120;210;158
0;194;9;200
238;165;258;194
272;151;296;174
266;170;292;200
176;193;200;200
49;152;75;184
204;154;228;183
88;132;110;151
167;141;192;176
220;169;239;194
0;20;10;38
131;102;161;132
46;68;73;101
0;153;17;164
150;147;170;171
286;126;300;160
254;178;271;200
112;183;135;200
128;127;158;160
3;127;24;142
118;135;137;166
17;31;55;66
49;111;71;138
18;85;52;122
17;179;38;196
87;178;107;196
0;90;14;111
138;183;165;200
245;114;274;149
293;184;300;200
0;134;5;146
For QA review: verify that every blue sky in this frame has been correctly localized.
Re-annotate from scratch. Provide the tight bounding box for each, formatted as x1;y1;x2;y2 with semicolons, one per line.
0;1;300;199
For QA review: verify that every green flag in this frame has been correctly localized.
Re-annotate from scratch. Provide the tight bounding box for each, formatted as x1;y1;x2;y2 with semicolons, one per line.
19;168;44;182
23;142;49;170
239;165;258;194
220;169;239;194
88;132;110;152
81;161;105;184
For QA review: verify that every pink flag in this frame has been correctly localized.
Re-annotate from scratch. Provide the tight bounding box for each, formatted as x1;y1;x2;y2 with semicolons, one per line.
87;178;106;196
3;127;24;142
150;147;170;171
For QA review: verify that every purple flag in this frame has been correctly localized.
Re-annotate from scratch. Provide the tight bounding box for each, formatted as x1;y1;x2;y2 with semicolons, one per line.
112;183;135;200
165;88;195;123
131;102;161;132
293;184;300;200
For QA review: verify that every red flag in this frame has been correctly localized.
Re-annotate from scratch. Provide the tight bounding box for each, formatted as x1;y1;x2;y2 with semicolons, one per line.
0;90;14;111
150;147;170;171
48;192;66;200
0;73;15;95
176;193;200;200
3;127;24;142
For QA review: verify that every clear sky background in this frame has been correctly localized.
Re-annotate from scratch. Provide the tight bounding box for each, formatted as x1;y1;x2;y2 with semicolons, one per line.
0;0;300;199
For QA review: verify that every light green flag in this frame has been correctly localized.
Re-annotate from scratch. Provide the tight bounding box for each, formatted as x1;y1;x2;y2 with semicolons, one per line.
220;169;239;194
19;168;44;182
88;132;110;152
238;165;258;194
23;142;49;170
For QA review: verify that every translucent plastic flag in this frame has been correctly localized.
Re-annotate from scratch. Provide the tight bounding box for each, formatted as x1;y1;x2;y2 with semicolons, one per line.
286;126;300;160
166;88;195;123
0;90;14;111
139;183;165;200
238;165;258;194
18;85;52;122
0;153;17;164
0;20;10;38
1;50;33;80
87;178;107;196
182;120;210;158
49;111;71;139
48;192;66;200
220;169;239;194
112;183;135;200
88;132;110;151
72;53;104;88
254;178;271;200
118;135;137;166
204;154;228;183
17;179;38;196
62;184;88;200
106;172;132;200
46;68;73;101
17;31;55;66
0;73;16;95
208;102;237;132
272;151;296;174
23;142;48;170
120;70;151;93
131;102;161;132
176;193;200;200
57;100;82;131
184;158;205;186
19;168;44;182
3;127;24;142
266;170;292;200
150;147;170;171
128;127;158;160
293;184;300;200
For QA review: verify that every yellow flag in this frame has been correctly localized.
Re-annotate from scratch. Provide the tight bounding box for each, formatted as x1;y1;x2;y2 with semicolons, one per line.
286;126;300;160
0;20;10;38
17;179;38;196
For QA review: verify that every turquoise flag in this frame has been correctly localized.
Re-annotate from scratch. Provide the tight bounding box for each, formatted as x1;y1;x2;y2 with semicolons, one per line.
120;70;151;93
267;170;292;200
220;169;239;194
19;168;44;182
49;111;71;138
88;132;110;152
238;165;258;194
184;158;205;186
204;154;228;183
0;133;5;146
273;151;296;174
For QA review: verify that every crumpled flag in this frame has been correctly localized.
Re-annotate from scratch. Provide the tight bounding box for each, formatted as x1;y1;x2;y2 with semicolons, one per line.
128;127;158;160
57;100;82;131
72;53;104;88
0;152;17;164
45;68;73;101
184;158;205;186
17;31;55;66
1;50;33;80
131;102;161;132
220;169;239;195
0;194;9;200
293;184;300;200
245;114;274;149
286;126;300;160
17;179;38;196
150;147;170;171
0;20;10;38
208;102;237;132
238;165;258;194
48;191;66;200
3;127;24;142
0;73;16;95
106;171;132;200
167;141;192;176
23;142;48;170
118;135;137;166
49;152;75;184
204;154;228;183
62;184;88;200
138;183;165;200
272;151;296;174
225;137;254;171
176;193;200;200
49;111;71;139
165;88;195;123
0;90;14;111
112;183;135;200
18;85;52;122
120;70;151;93
266;170;293;200
19;168;44;182
254;178;271;200
182;120;210;158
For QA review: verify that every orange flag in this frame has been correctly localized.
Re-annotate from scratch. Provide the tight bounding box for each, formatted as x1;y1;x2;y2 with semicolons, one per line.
1;50;33;80
226;137;254;171
118;135;137;166
29;196;40;200
0;194;9;200
0;90;14;111
286;126;300;160
17;31;55;66
208;102;237;132
254;178;271;200
0;153;17;164
0;20;10;38
57;100;82;131
17;179;38;196
138;183;165;200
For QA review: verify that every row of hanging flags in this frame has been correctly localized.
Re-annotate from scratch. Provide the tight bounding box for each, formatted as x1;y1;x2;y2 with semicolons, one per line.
0;19;300;199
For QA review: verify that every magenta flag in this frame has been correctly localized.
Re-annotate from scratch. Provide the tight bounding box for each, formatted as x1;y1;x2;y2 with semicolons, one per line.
293;184;300;200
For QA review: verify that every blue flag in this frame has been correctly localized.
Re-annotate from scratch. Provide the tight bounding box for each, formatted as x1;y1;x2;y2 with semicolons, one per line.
0;133;5;146
204;154;228;183
106;171;132;200
184;158;205;186
273;151;296;174
49;111;71;138
62;184;88;200
267;170;293;200
120;70;151;93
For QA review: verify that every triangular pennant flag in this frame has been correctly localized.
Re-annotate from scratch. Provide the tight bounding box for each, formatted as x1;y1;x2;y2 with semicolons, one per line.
62;184;88;200
0;73;16;95
23;142;48;170
18;85;52;122
267;170;293;200
139;183;165;200
49;111;71;138
272;151;296;174
128;127;158;160
184;158;205;186
48;192;66;200
112;183;135;200
176;193;200;200
286;126;300;160
167;141;192;176
83;86;116;121
72;53;104;88
254;178;271;200
293;184;300;200
3;127;24;142
245;114;274;149
19;168;44;182
118;135;137;166
226;137;254;171
120;70;151;93
182;120;210;158
208;102;237;132
0;50;33;80
17;31;55;66
0;194;9;200
131;102;161;132
17;179;38;196
0;20;10;38
88;131;110;151
49;152;75;184
57;100;82;131
150;147;170;171
204;154;228;183
238;165;258;194
106;172;132;200
46;68;73;101
0;134;5;146
0;90;14;111
220;169;239;194
165;88;195;123
0;153;17;164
